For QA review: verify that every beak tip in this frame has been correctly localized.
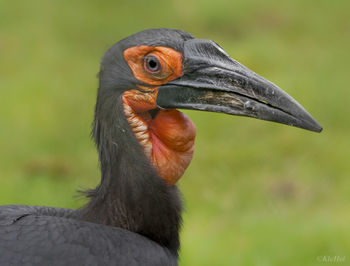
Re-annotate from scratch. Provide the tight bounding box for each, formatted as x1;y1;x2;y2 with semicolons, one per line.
313;124;323;133
301;117;323;133
309;125;323;133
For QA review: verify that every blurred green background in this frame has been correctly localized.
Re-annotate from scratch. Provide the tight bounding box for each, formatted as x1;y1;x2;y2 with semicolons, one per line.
1;0;349;265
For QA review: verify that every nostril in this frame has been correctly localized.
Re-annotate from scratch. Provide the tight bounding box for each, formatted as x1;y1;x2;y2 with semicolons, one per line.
244;100;256;111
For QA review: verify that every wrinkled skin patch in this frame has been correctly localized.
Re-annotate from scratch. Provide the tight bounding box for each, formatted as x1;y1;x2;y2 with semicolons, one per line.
122;90;196;185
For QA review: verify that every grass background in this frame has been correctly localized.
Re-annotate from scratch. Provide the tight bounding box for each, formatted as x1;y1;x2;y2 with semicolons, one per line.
1;0;349;265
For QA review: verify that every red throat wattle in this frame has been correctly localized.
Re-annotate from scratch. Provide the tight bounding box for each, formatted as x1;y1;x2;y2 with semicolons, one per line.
122;90;196;185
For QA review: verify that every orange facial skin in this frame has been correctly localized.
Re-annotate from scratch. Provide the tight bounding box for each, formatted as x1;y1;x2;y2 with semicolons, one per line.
122;46;196;185
124;46;182;86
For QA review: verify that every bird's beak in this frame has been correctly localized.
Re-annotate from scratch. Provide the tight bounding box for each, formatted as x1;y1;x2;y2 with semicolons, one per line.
156;39;322;132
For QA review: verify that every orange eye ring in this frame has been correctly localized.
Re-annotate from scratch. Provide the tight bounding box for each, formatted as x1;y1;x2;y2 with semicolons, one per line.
124;45;183;85
143;52;173;80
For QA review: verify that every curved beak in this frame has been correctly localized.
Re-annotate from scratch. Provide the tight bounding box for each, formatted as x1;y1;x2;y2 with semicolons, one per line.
156;39;322;132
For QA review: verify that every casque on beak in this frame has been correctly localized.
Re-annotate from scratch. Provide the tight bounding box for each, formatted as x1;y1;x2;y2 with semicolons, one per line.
156;39;322;132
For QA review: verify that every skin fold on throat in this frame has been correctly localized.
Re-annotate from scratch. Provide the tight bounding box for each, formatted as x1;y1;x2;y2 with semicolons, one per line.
122;89;196;185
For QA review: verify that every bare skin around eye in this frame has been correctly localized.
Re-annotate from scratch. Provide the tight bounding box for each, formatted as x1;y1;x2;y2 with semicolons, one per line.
124;46;183;85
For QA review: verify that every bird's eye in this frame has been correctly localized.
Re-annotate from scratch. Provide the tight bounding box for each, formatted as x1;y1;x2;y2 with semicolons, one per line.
144;55;161;73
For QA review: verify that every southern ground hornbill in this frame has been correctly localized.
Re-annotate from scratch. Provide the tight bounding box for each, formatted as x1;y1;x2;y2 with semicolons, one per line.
0;29;322;265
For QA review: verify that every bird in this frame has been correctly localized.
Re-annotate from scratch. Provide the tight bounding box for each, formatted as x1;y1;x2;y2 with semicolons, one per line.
0;28;322;266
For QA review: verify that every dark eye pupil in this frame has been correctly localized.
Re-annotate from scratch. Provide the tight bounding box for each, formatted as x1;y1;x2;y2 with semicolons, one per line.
148;59;157;69
145;55;160;72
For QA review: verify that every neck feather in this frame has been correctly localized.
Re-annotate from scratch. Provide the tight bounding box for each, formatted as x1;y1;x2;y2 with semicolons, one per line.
80;92;182;253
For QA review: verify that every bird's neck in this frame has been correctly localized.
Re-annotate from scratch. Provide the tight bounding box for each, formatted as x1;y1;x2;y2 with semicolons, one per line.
80;93;182;254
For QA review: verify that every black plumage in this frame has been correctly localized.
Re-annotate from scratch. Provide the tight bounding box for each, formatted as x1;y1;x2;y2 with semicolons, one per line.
0;206;176;265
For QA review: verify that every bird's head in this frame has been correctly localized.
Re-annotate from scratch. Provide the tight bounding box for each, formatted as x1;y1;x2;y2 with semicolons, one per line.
96;28;322;186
